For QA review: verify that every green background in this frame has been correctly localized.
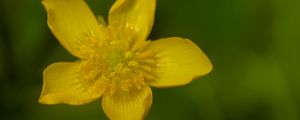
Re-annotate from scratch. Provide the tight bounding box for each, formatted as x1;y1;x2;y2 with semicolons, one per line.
1;0;300;120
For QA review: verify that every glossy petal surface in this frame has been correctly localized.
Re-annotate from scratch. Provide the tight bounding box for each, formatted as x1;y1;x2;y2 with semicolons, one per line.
102;85;152;120
108;0;156;48
39;62;104;105
147;37;213;87
42;0;103;58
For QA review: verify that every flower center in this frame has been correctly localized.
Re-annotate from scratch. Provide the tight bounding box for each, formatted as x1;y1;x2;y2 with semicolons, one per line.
105;48;126;71
77;30;159;95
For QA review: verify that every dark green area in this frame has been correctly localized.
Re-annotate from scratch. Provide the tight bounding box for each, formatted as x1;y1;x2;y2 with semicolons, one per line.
1;0;300;120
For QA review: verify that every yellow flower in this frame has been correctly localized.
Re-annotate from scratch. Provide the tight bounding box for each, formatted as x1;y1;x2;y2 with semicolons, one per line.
39;0;212;119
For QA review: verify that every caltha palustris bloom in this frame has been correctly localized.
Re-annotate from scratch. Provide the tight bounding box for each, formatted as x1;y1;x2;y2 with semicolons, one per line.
39;0;213;119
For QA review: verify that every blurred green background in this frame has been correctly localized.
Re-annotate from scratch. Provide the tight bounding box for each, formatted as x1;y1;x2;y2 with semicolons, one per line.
1;0;300;120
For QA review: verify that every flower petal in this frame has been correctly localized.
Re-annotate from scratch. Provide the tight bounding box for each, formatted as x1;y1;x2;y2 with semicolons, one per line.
42;0;104;58
108;0;156;45
147;37;213;87
39;62;105;105
102;85;152;120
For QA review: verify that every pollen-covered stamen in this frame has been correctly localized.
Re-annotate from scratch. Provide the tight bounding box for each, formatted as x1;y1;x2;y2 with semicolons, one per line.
125;48;159;83
102;46;156;95
106;71;146;96
75;25;109;58
106;48;126;72
76;32;158;96
78;58;106;87
124;51;133;59
132;62;157;81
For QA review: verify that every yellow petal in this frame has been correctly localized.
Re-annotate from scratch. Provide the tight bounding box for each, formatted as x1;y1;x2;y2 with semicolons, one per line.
42;0;104;58
39;62;104;105
147;37;213;87
108;0;156;47
102;85;152;120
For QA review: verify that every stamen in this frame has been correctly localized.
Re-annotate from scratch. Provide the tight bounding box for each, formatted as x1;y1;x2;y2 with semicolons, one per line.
128;60;138;67
124;51;133;59
134;49;155;59
76;32;159;95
